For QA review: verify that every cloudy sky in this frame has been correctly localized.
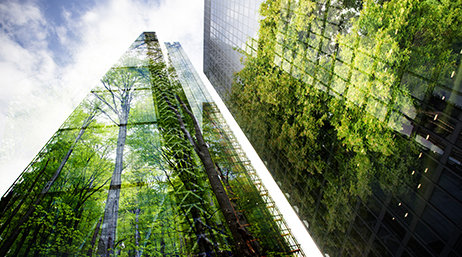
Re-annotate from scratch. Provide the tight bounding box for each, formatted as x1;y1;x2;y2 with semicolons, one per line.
0;0;207;195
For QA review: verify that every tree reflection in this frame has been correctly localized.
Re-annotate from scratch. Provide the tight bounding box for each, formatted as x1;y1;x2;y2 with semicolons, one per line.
230;0;461;254
92;66;148;256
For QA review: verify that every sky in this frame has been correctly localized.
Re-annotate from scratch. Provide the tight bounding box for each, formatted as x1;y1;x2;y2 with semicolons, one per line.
0;0;323;255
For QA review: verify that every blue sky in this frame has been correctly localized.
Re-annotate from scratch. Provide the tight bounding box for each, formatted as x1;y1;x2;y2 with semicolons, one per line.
0;0;206;195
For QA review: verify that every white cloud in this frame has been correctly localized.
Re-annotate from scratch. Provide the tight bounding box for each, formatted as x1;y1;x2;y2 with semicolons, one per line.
0;0;58;165
0;1;43;26
0;0;48;49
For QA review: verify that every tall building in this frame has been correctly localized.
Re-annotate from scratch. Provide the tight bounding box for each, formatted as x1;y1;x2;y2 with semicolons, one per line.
0;32;303;256
204;0;462;256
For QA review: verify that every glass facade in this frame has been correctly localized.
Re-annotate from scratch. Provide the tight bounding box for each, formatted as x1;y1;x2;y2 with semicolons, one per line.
204;0;462;256
203;0;263;99
0;32;303;256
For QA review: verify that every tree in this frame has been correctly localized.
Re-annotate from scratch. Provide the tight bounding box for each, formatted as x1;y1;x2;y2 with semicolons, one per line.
0;106;97;256
149;58;220;255
164;95;262;256
93;66;148;256
0;33;301;256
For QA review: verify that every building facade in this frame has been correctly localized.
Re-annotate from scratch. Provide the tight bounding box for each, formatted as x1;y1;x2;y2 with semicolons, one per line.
203;0;263;100
204;0;462;256
0;32;303;256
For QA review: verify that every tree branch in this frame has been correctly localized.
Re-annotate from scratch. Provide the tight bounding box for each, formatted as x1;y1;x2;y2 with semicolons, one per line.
101;79;121;115
92;92;119;117
95;105;120;126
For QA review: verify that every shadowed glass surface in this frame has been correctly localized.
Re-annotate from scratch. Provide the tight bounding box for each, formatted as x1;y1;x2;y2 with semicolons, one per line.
207;0;462;256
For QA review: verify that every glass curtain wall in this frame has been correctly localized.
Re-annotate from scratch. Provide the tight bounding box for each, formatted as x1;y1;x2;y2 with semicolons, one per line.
225;0;462;256
203;0;263;99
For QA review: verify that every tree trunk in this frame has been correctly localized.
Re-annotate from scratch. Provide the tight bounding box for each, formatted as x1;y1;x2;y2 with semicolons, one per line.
0;123;89;256
166;96;260;257
193;128;257;256
0;157;52;220
0;191;14;218
11;225;31;256
98;114;128;256
134;208;140;257
159;102;214;254
92;75;135;256
0;160;48;236
21;225;40;257
87;217;103;257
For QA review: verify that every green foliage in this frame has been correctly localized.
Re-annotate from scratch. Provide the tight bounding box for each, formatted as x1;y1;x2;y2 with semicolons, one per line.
23;199;83;256
230;0;461;253
203;106;293;255
0;99;116;256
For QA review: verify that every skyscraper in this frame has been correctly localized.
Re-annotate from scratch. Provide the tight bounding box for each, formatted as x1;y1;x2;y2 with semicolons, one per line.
0;32;303;256
204;0;462;256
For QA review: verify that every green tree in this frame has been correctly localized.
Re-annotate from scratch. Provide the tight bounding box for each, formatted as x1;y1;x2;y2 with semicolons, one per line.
165;95;262;256
93;67;148;256
0;104;97;256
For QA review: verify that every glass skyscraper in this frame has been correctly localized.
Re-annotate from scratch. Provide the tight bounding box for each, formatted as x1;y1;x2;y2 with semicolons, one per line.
0;32;303;256
204;0;462;256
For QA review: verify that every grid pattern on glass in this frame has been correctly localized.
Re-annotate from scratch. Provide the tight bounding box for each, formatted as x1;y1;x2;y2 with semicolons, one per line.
270;0;461;153
203;102;304;256
204;0;263;100
224;0;462;256
165;42;213;129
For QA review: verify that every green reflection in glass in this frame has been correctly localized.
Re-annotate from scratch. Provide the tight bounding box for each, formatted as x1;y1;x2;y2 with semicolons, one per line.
230;0;462;255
